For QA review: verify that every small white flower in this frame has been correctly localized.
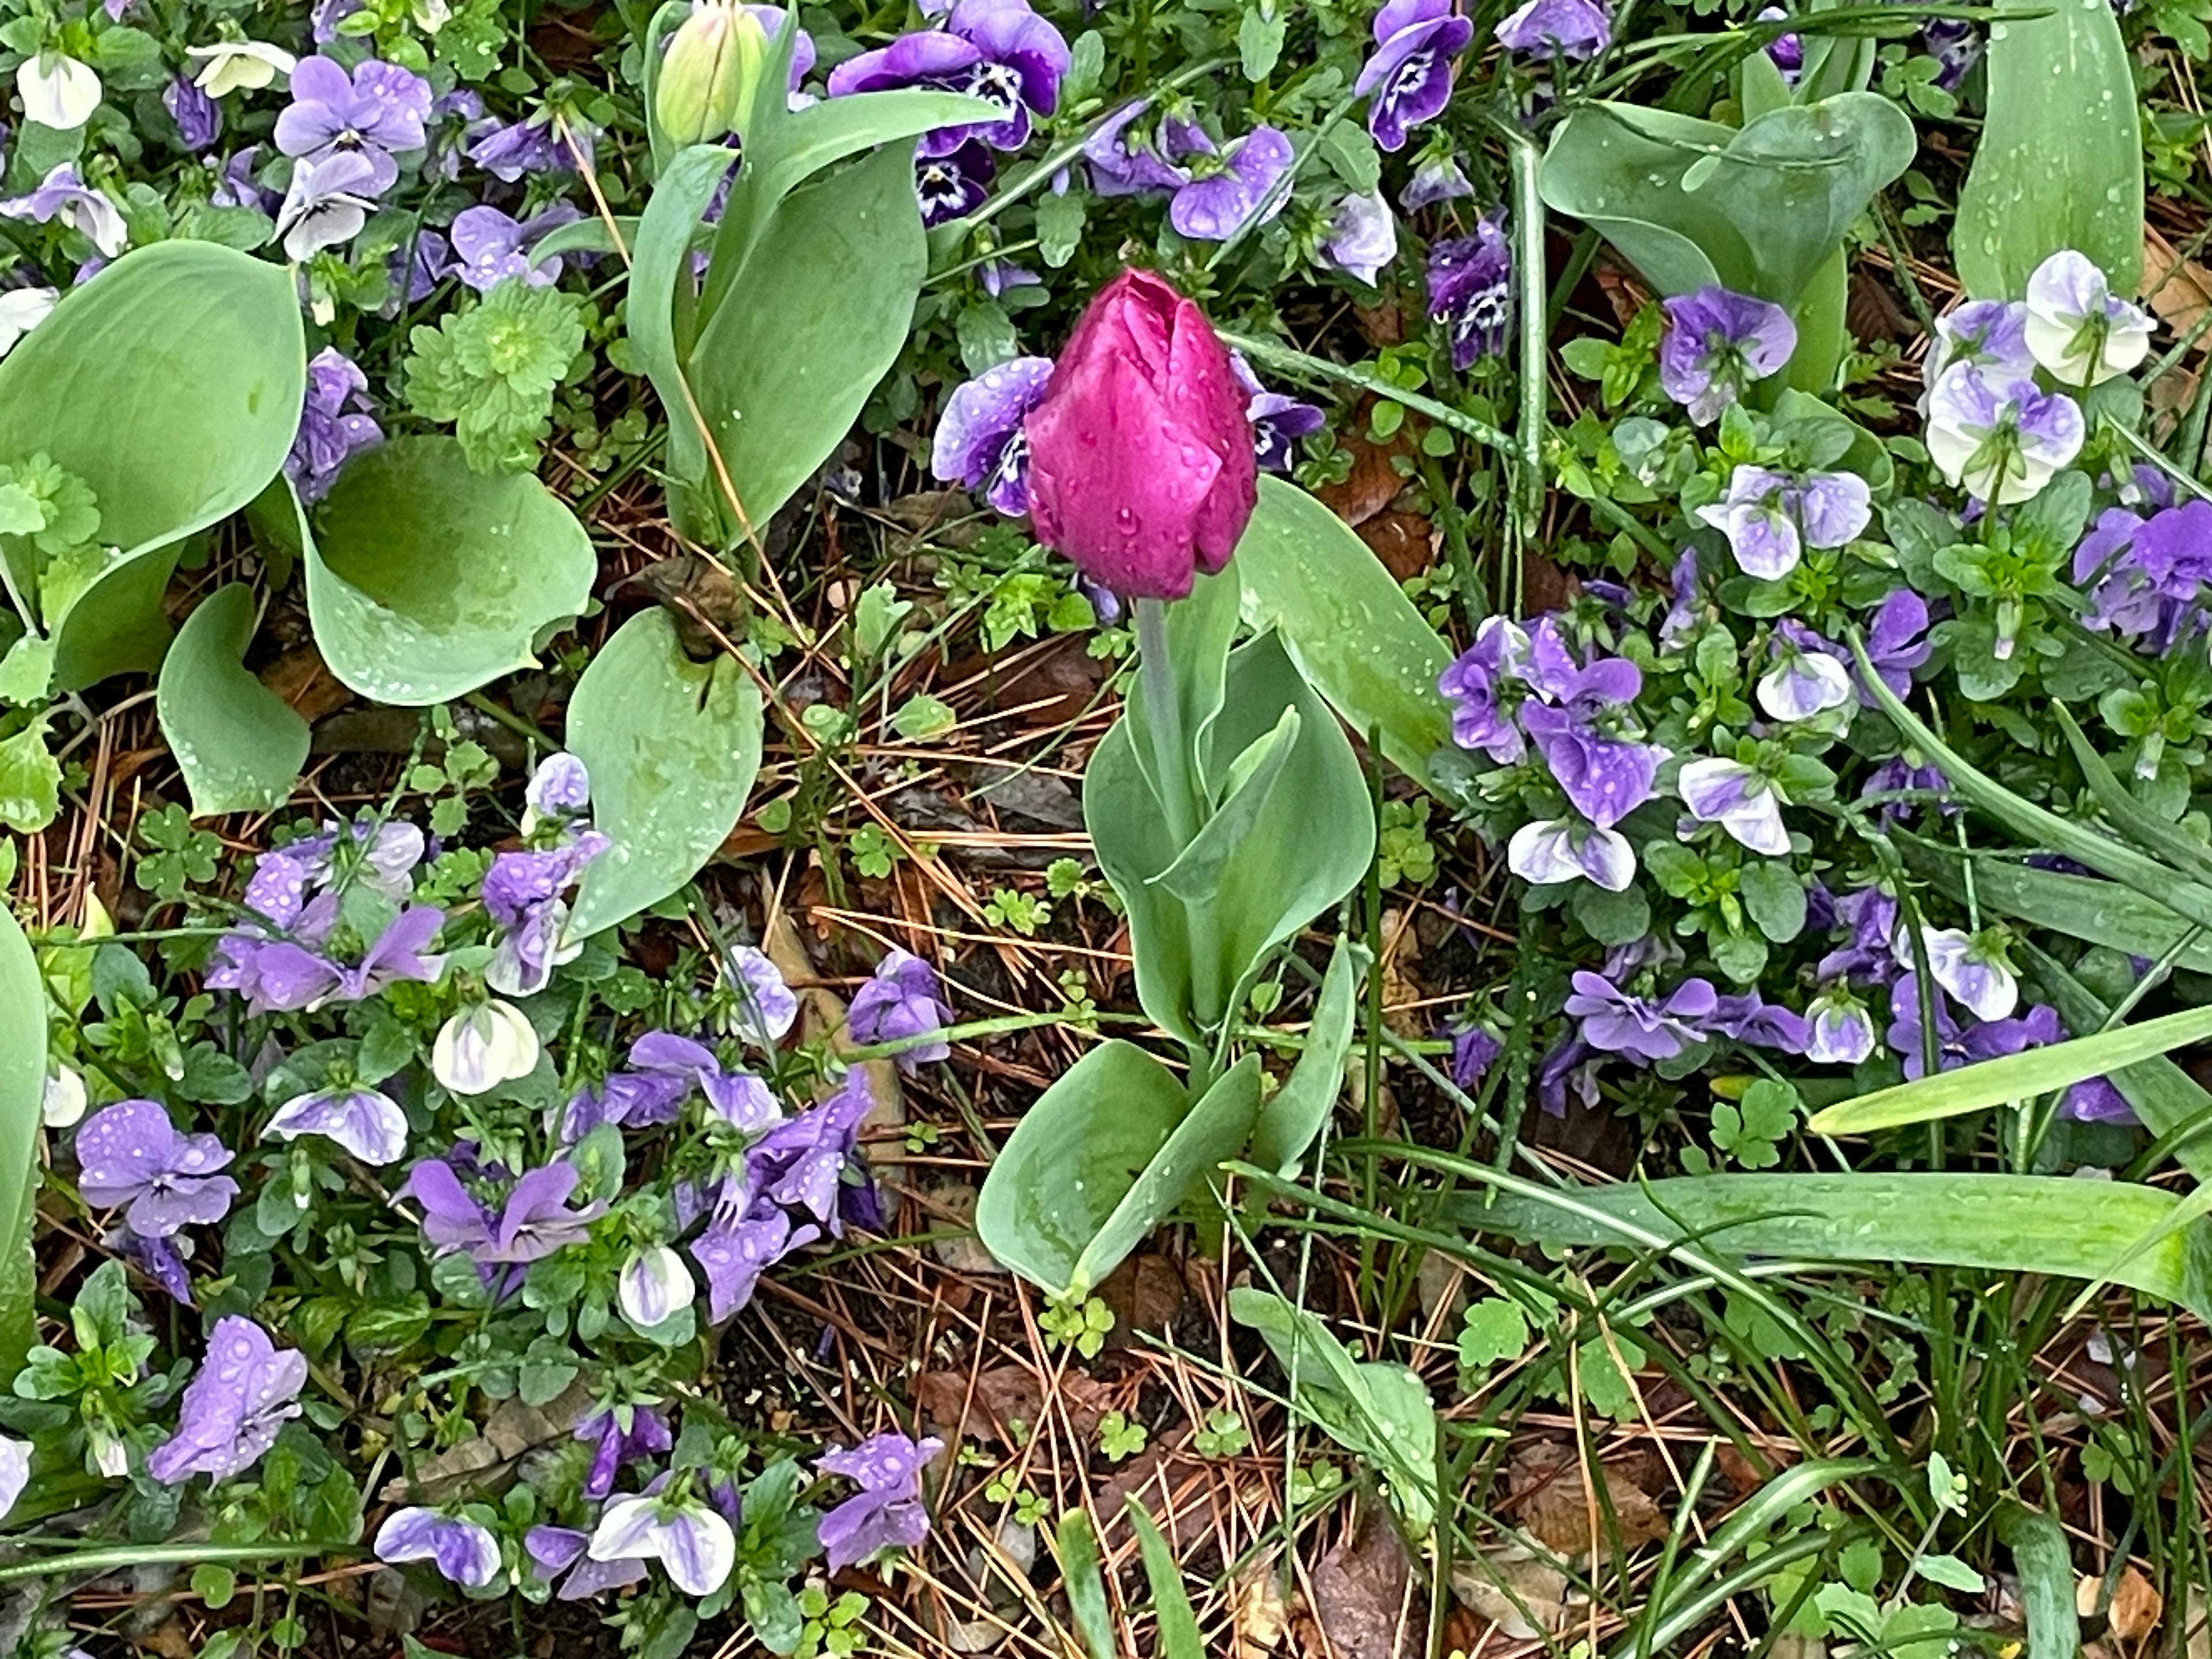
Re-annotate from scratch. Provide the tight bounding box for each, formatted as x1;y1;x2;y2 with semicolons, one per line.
264;1086;411;1165
39;1062;85;1128
589;1495;736;1597
2022;249;2153;387
0;288;58;359
16;55;102;130
618;1245;697;1328
1677;757;1790;856
431;1001;540;1096
1506;819;1636;892
90;1429;129;1478
185;40;297;97
1921;927;2018;1021
1756;650;1852;723
0;1436;29;1520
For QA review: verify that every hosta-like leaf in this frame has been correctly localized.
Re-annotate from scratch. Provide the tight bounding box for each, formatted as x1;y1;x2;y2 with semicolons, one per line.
305;438;596;706
564;609;764;938
156;585;309;818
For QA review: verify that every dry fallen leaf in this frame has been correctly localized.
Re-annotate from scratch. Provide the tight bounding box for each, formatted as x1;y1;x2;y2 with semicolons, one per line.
2142;225;2212;352
1509;1440;1670;1555
1450;1546;1573;1640
1233;1558;1291;1659
1309;1509;1420;1659
2082;1563;2165;1643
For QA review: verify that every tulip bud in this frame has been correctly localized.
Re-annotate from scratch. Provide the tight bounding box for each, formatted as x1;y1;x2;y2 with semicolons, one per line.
1025;270;1257;601
656;0;770;147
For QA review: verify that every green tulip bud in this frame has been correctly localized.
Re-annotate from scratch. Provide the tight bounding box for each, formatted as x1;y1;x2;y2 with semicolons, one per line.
656;0;769;147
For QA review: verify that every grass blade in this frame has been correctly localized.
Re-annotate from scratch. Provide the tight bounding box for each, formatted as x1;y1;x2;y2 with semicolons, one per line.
2027;945;2212;1183
1051;1511;1116;1659
0;908;43;1381
1805;1003;2212;1135
1996;1505;2081;1659
1126;1501;1205;1659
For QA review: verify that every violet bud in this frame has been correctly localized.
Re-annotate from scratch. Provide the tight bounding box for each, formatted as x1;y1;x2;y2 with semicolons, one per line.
1025;270;1257;600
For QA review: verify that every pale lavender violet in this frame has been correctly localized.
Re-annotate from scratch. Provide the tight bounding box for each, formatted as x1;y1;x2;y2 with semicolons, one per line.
1168;124;1293;241
1677;757;1789;855
1659;287;1796;425
1495;0;1612;58
816;1432;943;1571
376;1509;503;1588
1320;190;1398;285
848;949;955;1069
285;346;383;502
146;1317;306;1483
274;56;433;194
447;203;583;292
74;1100;238;1238
1565;972;1718;1062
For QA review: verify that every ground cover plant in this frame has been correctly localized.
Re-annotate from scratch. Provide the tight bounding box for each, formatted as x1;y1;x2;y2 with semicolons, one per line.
5;0;2212;1653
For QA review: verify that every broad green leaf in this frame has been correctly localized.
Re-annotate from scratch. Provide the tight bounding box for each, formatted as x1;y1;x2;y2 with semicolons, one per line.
1234;478;1453;789
975;1042;1259;1298
0;242;303;689
1953;0;2140;298
1126;1505;1205;1659
1997;1506;2080;1659
1153;706;1299;905
0;907;43;1382
1537;94;1915;309
0;717;59;833
1461;1173;2212;1321
1248;937;1364;1176
564;609;764;938
683;142;928;547
1806;1003;2212;1135
305;438;596;705
1226;1286;1438;1533
156;585;308;818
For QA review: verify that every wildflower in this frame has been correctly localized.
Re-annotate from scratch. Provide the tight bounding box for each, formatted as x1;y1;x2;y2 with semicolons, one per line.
1926;362;2083;505
1817;887;1902;986
1355;0;1474;152
931;355;1055;517
74;1101;238;1238
0;1439;27;1520
274;56;433;194
1450;1024;1502;1088
1804;986;1877;1065
1495;0;1612;58
816;1433;943;1571
1401;150;1474;210
848;950;954;1069
213;901;444;1014
264;1083;408;1165
2062;1077;2137;1125
272;149;378;260
1921;298;2034;407
590;1490;736;1596
164;78;222;150
1757;620;1852;721
632;1032;780;1128
1658;547;1705;649
1919;926;2017;1021
0;165;126;257
1696;465;1870;581
186;40;297;97
1440;616;1531;762
1707;991;1808;1054
401;1157;605;1266
1565;971;1717;1062
1677;757;1789;855
729;945;800;1046
1167;125;1294;240
527;1524;650;1598
1886;976;2056;1079
376;1509;503;1588
618;1246;698;1327
1519;619;1665;828
1506;818;1636;891
577;1406;674;1502
40;1062;85;1128
1024;269;1257;600
1082;102;1186;196
286;347;382;502
1426;217;1514;370
1857;589;1931;703
749;1069;877;1231
691;1205;807;1319
431;1001;541;1095
482;836;608;999
16;54;101;129
146;1317;306;1483
2022;249;2153;387
447;204;583;293
468;112;588;181
1859;756;1949;822
1658;287;1796;425
916;141;996;224
1758;5;1802;75
826;0;1070;156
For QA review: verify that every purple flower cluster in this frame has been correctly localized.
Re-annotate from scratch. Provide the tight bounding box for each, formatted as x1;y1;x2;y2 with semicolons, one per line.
400;1156;607;1294
285;347;383;502
1082;103;1294;241
1426;214;1514;370
2074;497;2212;649
563;1030;779;1140
1354;0;1474;152
1564;970;1809;1065
483;755;611;998
207;821;443;1014
816;1431;942;1570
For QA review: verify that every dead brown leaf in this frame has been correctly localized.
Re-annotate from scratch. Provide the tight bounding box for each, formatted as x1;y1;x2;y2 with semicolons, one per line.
2084;1563;2164;1643
914;1363;1108;1448
260;644;354;724
1308;1508;1420;1659
1316;407;1421;528
1098;1252;1187;1341
1450;1546;1573;1641
1358;509;1436;585
1233;1558;1291;1659
1509;1441;1669;1555
2142;226;2212;351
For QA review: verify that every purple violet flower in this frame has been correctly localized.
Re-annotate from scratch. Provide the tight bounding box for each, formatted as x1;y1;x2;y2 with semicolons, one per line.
376;1509;502;1588
286;347;383;503
272;149;378;260
1521;704;1664;830
1401;151;1474;211
1707;991;1808;1054
274;56;433;195
1440;616;1532;762
816;1433;943;1571
214;903;445;1015
827;0;1070;156
627;1032;781;1129
848;949;955;1069
74;1101;238;1238
1859;756;1950;823
1229;353;1326;472
932;355;1055;516
1922;298;2035;407
2062;1077;2137;1125
482;832;609;999
1757;620;1852;721
400;1158;606;1267
146;1317;306;1483
1677;757;1789;855
1804;987;1876;1065
1321;190;1399;285
748;1068;876;1231
1426;216;1514;370
1659;287;1797;425
1758;6;1803;75
468;112;590;181
1450;1024;1502;1088
1168;125;1294;241
730;945;800;1047
527;1525;650;1599
1355;0;1474;152
1565;972;1717;1062
576;1406;674;1502
447;203;584;293
1495;0;1612;57
1696;465;1871;580
1858;589;1932;702
916;140;997;225
588;1491;735;1596
1083;101;1187;196
0;164;126;257
264;1085;409;1165
164;77;222;151
691;1205;808;1320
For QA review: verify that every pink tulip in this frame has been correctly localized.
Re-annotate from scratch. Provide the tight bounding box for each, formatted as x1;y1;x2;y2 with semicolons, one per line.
1024;269;1257;600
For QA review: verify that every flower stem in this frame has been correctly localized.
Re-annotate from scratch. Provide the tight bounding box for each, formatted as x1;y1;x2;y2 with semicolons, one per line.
1132;597;1224;1048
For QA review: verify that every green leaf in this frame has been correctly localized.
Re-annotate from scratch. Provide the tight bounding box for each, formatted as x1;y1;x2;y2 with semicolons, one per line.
2026;946;2212;1183
1052;1512;1116;1659
0;909;38;1384
1537;95;1916;309
1233;477;1455;790
305;438;596;705
1900;841;2212;975
1126;1504;1205;1659
1035;190;1085;268
0;242;303;690
156;585;308;818
0;717;59;833
975;1044;1263;1298
1461;1173;2212;1322
1952;0;2140;298
0;637;52;707
1457;1297;1531;1370
1997;1505;2081;1659
1238;5;1286;81
1248;938;1365;1176
1738;861;1806;943
1915;1554;1986;1594
565;609;764;938
681;142;929;545
1226;1287;1439;1534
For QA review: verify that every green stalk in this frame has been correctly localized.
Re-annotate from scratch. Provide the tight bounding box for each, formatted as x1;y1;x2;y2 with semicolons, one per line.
1132;599;1222;1071
0;910;43;1384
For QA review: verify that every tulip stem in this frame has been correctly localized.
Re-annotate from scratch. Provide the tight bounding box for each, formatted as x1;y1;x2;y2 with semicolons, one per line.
1133;598;1226;1047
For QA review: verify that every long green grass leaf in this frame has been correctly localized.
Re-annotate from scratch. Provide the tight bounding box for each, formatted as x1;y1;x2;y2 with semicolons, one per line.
1127;1502;1205;1659
1806;1003;2212;1135
1051;1511;1116;1659
2027;945;2212;1183
1996;1505;2081;1659
1901;838;2212;975
0;908;43;1381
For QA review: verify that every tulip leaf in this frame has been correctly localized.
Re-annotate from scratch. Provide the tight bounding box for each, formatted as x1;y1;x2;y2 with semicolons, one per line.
1537;94;1916;311
1457;1173;2212;1322
0;241;304;690
975;1044;1263;1298
305;437;596;706
1899;838;2212;976
2025;947;2212;1185
1953;0;2140;299
683;141;927;547
564;609;764;939
1233;478;1455;790
1126;1506;1205;1659
0;906;40;1384
156;584;309;819
1248;937;1365;1177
